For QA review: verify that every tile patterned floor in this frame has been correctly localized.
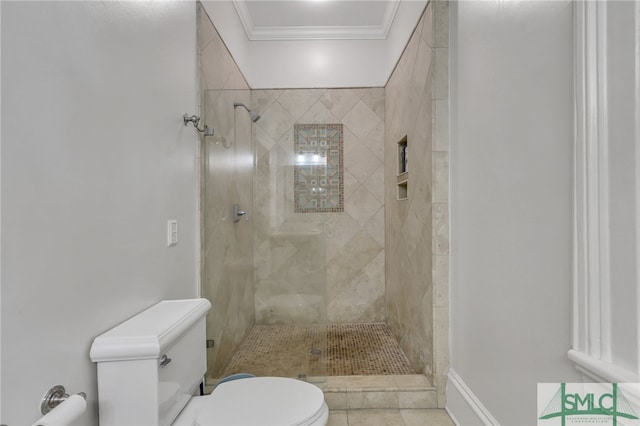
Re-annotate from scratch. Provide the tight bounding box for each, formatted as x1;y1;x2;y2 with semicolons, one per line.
216;323;416;380
327;324;416;375
328;408;455;426
209;324;457;424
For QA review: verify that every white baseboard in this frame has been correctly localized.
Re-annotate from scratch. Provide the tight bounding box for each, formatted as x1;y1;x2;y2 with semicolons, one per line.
446;368;500;426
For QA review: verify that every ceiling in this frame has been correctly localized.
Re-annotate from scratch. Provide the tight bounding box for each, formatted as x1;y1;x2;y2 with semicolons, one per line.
202;0;427;88
233;0;401;40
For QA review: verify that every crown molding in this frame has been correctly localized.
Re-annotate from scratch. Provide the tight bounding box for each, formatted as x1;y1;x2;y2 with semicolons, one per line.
232;0;400;40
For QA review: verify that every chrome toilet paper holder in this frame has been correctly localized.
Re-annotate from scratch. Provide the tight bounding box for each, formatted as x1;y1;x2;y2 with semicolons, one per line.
40;385;86;415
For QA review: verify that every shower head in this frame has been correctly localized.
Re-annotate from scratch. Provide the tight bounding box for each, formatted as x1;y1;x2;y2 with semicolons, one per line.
233;102;261;123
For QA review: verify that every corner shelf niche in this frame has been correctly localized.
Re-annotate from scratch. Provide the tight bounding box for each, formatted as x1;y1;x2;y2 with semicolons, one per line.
397;137;408;200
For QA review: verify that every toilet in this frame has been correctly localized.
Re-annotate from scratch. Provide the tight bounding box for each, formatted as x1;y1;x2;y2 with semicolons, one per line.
90;299;328;426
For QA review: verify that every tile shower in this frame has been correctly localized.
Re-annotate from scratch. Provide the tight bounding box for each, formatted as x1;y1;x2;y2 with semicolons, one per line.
253;87;386;326
198;0;450;407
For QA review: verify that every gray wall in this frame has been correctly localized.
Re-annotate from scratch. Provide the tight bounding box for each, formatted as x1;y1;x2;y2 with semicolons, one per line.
448;1;582;424
606;0;639;373
1;2;199;424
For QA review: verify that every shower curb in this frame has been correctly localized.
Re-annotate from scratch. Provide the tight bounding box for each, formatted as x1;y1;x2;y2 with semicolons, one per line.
317;374;438;410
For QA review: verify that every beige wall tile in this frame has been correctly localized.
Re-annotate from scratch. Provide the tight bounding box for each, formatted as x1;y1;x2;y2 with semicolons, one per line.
433;306;449;359
433;100;449;151
254;89;385;324
398;390;438;409
200;3;453;408
421;2;434;48
347;392;365;409
325;392;347;410
197;5;216;53
432;203;449;255
400;409;455;426
345;186;382;226
363;164;385;205
364;206;385;248
385;3;436;384
434;48;449;101
325;376;351;390
251;89;282;113
347;145;382;185
223;68;249;90
430;2;450;403
433;0;449;48
363;391;400;409
256;101;296;141
433;151;449;203
343;169;360;200
352;88;386;121
327;410;349;426
345;375;397;389
278;89;318;119
364;120;386;162
348;409;405;426
320;89;360;120
393;374;432;388
343;100;384;141
199;7;254;379
328;250;385;322
325;213;361;261
433;255;449;307
327;230;383;295
299;101;339;124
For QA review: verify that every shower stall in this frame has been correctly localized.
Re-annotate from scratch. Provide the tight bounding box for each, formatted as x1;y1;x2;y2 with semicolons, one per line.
197;0;442;395
201;87;418;385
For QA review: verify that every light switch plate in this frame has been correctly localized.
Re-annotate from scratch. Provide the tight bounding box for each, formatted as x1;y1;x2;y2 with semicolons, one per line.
167;220;178;247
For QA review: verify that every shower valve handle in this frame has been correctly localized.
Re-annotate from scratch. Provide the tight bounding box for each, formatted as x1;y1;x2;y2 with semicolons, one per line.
233;204;247;223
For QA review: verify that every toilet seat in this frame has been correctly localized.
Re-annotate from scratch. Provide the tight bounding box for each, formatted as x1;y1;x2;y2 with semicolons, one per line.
179;377;328;426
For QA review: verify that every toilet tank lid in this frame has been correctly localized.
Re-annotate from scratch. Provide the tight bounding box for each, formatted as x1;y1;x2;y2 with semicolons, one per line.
90;299;211;363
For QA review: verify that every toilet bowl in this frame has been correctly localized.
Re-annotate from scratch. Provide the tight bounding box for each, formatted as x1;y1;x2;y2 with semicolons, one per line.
174;377;328;426
90;299;328;426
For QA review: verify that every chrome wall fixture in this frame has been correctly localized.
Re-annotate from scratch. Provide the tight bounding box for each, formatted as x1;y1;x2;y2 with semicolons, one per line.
183;113;214;136
40;385;86;415
233;203;247;223
233;102;261;123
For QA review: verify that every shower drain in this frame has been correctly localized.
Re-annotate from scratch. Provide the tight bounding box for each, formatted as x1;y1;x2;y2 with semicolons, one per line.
309;348;322;356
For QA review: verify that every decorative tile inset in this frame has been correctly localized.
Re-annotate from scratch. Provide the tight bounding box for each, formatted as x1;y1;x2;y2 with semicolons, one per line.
294;123;344;213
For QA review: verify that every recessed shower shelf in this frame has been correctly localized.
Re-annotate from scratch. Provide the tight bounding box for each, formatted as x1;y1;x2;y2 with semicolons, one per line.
397;137;408;200
397;172;408;200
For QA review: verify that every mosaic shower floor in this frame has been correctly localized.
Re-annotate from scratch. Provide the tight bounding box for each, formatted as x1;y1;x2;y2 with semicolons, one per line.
216;323;417;380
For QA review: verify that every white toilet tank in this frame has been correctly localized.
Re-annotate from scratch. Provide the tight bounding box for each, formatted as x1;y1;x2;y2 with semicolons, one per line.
90;299;212;426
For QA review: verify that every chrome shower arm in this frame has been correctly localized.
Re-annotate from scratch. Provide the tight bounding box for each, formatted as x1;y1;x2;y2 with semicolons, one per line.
183;113;214;135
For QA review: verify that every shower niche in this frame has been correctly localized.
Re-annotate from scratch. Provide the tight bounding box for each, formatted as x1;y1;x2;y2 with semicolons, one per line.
397;137;408;200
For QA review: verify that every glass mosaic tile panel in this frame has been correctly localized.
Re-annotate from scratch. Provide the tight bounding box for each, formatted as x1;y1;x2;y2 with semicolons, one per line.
294;123;344;213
